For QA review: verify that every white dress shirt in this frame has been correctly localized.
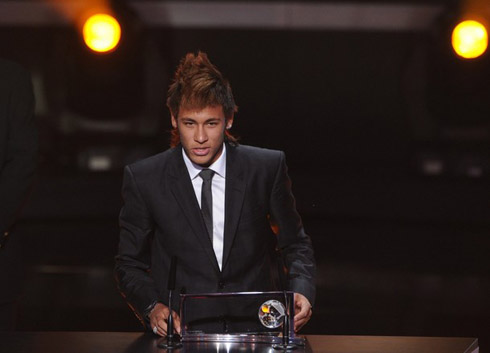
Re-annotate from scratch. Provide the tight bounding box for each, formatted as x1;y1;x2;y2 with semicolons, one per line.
182;144;226;270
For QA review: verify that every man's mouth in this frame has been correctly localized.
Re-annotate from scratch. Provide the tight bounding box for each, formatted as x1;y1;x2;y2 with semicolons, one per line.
193;147;210;156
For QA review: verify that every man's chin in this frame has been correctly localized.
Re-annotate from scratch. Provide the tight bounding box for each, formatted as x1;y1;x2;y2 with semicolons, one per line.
188;153;212;167
192;158;211;167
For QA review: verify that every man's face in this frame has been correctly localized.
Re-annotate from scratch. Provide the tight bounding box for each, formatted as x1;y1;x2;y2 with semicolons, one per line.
172;105;232;167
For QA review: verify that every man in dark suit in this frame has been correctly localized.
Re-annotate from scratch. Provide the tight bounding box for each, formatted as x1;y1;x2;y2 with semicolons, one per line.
0;59;38;330
115;52;315;336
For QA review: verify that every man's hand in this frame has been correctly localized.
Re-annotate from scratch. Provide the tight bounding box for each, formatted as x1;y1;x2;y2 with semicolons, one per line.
149;303;181;336
293;293;312;332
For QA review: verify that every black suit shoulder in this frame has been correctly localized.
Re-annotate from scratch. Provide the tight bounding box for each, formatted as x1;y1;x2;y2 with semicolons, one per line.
233;144;283;159
231;144;284;172
123;147;181;201
127;147;175;175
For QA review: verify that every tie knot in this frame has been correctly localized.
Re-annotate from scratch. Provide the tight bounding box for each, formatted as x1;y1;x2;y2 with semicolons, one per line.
199;169;215;182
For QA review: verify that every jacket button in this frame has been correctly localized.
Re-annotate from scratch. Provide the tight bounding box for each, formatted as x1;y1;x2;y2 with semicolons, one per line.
218;281;225;289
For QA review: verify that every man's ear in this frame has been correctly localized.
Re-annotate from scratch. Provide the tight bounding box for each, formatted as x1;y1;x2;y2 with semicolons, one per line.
226;114;234;130
171;115;178;129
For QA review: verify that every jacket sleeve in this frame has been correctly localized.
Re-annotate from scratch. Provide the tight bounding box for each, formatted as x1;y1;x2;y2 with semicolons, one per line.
269;151;316;306
0;67;38;233
115;165;159;326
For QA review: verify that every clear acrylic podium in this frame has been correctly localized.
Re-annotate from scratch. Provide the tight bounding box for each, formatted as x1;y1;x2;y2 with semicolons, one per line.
179;291;305;346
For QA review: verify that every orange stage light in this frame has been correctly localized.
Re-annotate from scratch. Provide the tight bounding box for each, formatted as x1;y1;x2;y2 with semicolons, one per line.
451;20;488;59
83;13;121;53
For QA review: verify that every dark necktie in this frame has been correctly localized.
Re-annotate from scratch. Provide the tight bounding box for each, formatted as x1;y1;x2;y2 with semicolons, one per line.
199;169;215;243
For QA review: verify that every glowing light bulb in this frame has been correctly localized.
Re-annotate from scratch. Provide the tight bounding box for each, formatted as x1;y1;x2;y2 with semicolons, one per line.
83;14;121;53
452;20;488;59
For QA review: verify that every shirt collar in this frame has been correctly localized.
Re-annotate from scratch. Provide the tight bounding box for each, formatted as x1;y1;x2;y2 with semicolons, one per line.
182;143;227;180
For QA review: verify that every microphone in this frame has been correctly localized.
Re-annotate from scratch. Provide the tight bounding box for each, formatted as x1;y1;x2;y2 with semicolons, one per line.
158;256;182;349
168;255;177;291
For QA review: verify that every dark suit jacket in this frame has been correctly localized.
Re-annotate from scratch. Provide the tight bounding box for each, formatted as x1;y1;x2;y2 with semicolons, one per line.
0;59;37;303
115;143;315;328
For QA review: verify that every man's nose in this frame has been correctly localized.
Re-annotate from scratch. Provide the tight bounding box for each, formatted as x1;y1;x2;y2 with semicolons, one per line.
194;125;208;143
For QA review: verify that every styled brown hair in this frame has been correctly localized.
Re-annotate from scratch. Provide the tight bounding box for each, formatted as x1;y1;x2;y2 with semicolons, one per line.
167;52;238;147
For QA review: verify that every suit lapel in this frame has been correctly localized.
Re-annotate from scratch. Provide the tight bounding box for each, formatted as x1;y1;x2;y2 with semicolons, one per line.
222;144;247;269
167;146;220;274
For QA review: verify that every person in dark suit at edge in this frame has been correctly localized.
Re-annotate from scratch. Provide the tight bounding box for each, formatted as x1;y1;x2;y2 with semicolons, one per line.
0;59;38;330
115;52;315;336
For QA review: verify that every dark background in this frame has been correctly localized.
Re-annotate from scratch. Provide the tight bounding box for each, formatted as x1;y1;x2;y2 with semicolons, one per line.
1;0;489;348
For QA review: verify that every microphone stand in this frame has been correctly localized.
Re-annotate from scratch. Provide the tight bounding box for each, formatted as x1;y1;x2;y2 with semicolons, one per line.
158;257;183;350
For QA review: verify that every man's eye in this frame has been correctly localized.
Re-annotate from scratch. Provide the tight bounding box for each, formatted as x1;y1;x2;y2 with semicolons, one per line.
208;122;218;126
184;122;194;126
